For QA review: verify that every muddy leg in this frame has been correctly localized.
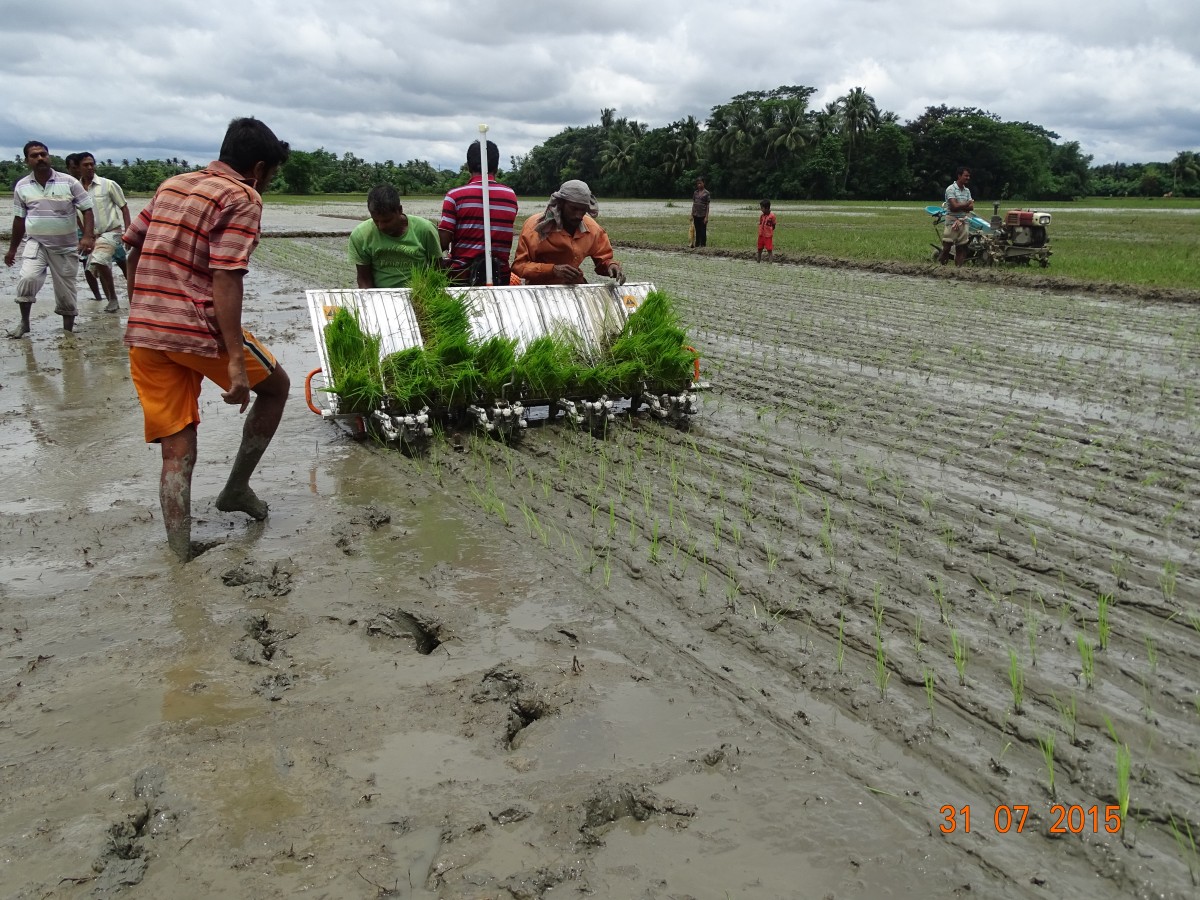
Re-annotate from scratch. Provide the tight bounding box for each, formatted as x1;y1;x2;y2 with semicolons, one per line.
215;365;290;520
938;242;952;265
8;302;32;338
160;427;198;561
96;265;120;311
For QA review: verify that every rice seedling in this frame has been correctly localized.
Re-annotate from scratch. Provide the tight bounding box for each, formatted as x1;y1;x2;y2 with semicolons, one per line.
836;613;845;674
725;572;740;611
698;569;708;596
1145;634;1158;676
1159;560;1179;603
324;306;385;413
1097;592;1115;650
649;520;661;564
924;668;936;719
874;634;889;700
1168;815;1199;886
1037;732;1056;798
603;551;612;588
1114;738;1132;820
951;630;968;686
1078;634;1096;688
912;615;924;659
931;576;950;626
1008;649;1025;714
1051;691;1078;745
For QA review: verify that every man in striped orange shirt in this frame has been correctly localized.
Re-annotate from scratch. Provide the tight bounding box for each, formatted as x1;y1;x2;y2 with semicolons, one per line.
123;117;291;561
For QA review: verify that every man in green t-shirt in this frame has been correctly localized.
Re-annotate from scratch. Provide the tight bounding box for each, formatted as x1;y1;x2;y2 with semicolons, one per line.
349;184;441;288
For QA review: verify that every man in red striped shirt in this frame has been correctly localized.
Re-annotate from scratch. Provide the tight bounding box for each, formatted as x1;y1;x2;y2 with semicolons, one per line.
123;117;291;562
438;140;518;285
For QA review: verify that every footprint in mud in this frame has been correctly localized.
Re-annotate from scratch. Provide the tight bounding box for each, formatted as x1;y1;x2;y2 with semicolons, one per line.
221;559;294;598
470;667;559;750
579;782;697;838
230;614;296;666
89;767;178;897
331;505;392;554
365;607;443;655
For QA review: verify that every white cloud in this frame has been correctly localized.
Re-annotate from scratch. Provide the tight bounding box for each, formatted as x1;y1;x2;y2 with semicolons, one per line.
2;0;1197;169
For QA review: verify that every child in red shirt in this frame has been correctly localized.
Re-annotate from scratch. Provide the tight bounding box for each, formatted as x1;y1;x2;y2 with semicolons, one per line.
757;199;776;262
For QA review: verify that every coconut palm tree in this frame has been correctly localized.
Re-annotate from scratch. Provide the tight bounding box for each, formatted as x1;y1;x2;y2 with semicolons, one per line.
600;131;637;177
664;116;703;178
766;98;813;157
837;86;880;190
1170;150;1199;192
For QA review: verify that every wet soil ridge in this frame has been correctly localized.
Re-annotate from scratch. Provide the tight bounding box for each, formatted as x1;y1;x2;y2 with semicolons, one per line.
438;250;1200;896
365;607;443;655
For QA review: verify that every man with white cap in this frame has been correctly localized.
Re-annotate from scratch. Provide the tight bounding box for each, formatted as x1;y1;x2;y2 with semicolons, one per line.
511;179;625;285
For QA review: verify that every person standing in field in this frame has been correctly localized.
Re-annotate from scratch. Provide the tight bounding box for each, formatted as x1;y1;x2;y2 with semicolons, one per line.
5;141;95;337
438;139;519;286
349;184;442;288
939;166;974;267
756;199;776;262
65;153;106;304
691;177;711;248
511;179;625;285
123;117;292;562
78;152;132;312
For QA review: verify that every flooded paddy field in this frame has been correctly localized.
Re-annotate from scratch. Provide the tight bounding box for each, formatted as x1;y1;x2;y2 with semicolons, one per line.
1;226;1196;898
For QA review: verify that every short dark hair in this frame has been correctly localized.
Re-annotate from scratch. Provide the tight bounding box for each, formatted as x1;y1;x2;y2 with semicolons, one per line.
760;199;771;209
367;184;402;217
466;139;499;175
65;153;80;167
78;152;95;164
23;141;48;158
955;165;970;178
218;117;290;173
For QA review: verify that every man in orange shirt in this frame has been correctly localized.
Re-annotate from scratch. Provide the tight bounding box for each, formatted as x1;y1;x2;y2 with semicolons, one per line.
511;180;625;285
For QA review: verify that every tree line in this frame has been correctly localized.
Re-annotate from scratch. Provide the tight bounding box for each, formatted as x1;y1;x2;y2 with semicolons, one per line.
5;86;1196;200
506;87;1198;201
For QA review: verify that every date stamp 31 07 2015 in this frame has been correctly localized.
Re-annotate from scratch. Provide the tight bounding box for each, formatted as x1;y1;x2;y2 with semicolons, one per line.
939;804;1123;835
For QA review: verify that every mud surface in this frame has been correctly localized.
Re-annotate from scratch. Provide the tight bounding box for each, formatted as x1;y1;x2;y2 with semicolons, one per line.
2;221;1198;898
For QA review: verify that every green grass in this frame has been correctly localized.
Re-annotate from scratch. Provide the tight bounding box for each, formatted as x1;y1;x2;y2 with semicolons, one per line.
604;198;1200;291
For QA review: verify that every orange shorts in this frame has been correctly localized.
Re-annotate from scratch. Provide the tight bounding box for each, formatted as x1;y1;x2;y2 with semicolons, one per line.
129;331;277;442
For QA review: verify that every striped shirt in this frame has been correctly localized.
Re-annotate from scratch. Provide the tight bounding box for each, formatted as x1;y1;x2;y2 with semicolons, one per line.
13;169;94;251
85;175;128;234
438;175;518;281
123;161;262;357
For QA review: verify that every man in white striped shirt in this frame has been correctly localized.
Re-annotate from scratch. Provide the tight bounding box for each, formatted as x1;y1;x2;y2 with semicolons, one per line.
5;141;95;336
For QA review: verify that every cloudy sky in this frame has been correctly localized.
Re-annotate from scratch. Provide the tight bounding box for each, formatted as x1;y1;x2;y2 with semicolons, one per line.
3;1;1197;172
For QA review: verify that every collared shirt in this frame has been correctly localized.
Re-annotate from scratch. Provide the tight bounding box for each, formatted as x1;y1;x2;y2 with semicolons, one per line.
123;161;263;357
13;169;94;251
84;175;128;234
945;182;972;221
438;174;519;281
511;213;616;285
758;212;776;239
691;188;711;219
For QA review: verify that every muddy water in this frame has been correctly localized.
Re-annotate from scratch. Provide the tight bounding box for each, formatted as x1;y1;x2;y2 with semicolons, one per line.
1;231;1197;899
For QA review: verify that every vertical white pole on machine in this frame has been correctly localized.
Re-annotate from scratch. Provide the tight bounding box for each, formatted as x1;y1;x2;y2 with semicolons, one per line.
478;123;494;287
